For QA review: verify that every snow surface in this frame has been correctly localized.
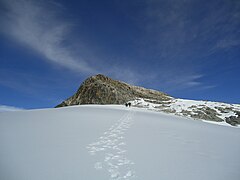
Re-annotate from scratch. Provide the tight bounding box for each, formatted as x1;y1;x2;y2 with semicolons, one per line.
0;105;240;180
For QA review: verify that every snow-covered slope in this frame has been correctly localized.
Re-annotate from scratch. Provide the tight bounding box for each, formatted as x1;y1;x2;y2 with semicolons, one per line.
0;105;240;180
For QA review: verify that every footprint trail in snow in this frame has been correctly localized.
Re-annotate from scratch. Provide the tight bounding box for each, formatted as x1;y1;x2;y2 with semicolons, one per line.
86;110;136;179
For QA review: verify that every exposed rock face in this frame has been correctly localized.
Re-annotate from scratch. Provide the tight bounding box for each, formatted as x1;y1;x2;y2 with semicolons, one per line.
226;111;240;126
56;74;171;107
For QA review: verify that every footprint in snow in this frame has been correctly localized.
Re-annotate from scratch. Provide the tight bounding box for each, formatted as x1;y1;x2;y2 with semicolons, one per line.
86;110;136;179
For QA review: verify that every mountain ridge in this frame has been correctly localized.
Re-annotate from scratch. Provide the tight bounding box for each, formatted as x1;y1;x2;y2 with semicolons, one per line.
56;74;240;126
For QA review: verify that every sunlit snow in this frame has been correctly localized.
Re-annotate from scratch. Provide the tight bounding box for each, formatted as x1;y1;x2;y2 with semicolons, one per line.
0;105;240;180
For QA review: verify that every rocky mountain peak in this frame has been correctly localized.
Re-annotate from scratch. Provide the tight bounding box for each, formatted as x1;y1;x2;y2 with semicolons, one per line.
56;74;171;107
56;74;240;126
84;74;111;83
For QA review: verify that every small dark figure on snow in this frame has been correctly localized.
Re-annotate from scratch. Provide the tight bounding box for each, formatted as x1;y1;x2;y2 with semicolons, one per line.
125;102;132;107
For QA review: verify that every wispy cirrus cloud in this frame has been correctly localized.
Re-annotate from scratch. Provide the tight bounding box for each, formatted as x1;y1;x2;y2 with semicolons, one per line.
0;105;24;112
143;72;215;93
0;0;96;74
1;0;236;93
112;0;213;90
143;0;240;57
130;0;240;90
0;0;145;85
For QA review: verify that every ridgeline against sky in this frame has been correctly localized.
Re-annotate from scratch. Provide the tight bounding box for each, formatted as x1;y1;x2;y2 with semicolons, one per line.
0;0;239;109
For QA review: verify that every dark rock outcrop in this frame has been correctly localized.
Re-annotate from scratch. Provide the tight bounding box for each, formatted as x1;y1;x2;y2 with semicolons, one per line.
56;74;171;107
225;111;240;126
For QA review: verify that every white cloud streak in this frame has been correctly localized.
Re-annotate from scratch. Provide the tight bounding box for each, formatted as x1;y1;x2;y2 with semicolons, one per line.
0;0;144;85
0;0;223;92
0;105;24;112
0;0;96;74
144;0;240;56
133;0;240;90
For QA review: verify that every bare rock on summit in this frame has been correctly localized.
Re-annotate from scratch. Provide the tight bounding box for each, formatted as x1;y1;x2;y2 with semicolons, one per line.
56;74;171;107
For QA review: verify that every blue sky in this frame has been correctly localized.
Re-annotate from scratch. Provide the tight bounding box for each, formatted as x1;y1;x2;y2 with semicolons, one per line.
0;0;239;109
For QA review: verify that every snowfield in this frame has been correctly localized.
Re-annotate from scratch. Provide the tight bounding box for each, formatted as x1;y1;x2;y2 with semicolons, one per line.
0;105;240;180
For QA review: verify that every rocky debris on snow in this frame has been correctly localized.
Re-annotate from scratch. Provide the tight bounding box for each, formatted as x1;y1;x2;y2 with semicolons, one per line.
129;98;240;127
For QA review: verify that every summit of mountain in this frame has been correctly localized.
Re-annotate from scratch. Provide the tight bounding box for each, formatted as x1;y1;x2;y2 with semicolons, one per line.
56;74;171;107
